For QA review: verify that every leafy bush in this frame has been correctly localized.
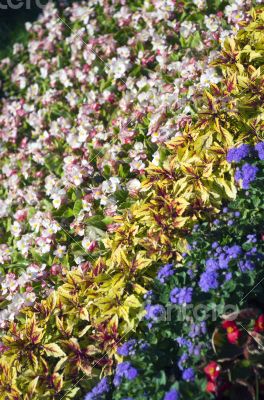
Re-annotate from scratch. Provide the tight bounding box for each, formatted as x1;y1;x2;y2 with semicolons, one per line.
84;146;264;400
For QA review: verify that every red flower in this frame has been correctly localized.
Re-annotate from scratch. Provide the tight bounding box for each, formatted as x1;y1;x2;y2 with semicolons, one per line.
222;320;241;344
254;314;264;333
206;381;217;393
204;361;220;382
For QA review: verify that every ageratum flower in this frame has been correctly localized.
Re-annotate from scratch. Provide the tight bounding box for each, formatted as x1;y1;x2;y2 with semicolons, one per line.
84;377;109;400
218;254;229;269
157;263;175;283
177;352;189;371
145;304;166;321
188;322;207;338
117;339;137;356
182;367;195;382
113;362;138;387
226;144;250;163
238;259;255;272
226;245;242;259
199;270;219;292
246;234;257;243
205;258;219;271
255;142;264;160
176;337;189;347
235;164;259;189
163;388;180;400
170;287;193;305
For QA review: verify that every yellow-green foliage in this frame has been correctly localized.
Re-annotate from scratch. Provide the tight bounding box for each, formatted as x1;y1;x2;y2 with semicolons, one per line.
1;7;264;399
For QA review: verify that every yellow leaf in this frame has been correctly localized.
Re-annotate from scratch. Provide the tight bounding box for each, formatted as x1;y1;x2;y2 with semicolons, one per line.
43;343;66;358
124;295;141;308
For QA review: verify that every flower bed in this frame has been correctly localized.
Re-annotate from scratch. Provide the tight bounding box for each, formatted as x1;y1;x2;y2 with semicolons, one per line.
84;146;264;399
0;1;263;399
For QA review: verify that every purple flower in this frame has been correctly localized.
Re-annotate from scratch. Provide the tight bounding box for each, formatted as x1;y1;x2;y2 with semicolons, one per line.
188;322;207;338
255;142;264;160
199;270;219;292
246;234;257;243
192;345;202;356
246;247;257;256
225;272;233;281
226;144;250;163
238;260;255;272
139;341;149;351
235;164;258;189
178;352;188;370
218;254;229;269
126;367;138;380
157;263;175;283
143;290;153;300
164;389;180;400
113;375;122;387
226;245;242;258
182;367;195;382
84;377;109;399
117;339;136;356
114;362;138;386
206;258;219;271
163;389;180;400
170;287;193;305
187;269;194;278
176;337;188;347
145;304;166;321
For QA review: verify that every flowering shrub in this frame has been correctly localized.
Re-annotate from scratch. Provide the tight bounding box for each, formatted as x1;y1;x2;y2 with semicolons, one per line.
86;148;264;399
0;1;264;399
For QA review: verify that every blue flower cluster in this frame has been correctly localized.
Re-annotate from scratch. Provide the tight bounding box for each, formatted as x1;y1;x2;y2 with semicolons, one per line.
199;269;219;292
198;239;259;292
164;389;180;400
226;144;250;162
235;163;258;189
117;339;137;356
157;263;175;283
170;287;193;305
84;378;109;400
188;322;207;338
255;142;264;160
176;324;206;374
182;367;195;382
113;362;138;386
226;142;264;164
145;304;166;323
226;143;264;189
